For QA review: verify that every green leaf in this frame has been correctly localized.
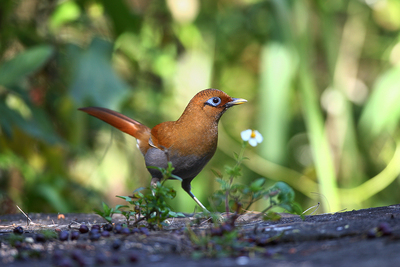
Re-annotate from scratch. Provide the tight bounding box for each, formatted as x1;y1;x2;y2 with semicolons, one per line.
170;174;182;181
359;65;400;139
102;202;111;214
169;211;185;218
263;211;281;221
117;196;134;202
0;45;54;87
270;181;295;203
146;166;160;170
94;209;104;217
132;187;146;194
98;0;141;36
211;169;223;178
115;204;129;210
215;178;229;189
68;38;129;109
249;177;266;191
283;202;303;215
225;165;242;177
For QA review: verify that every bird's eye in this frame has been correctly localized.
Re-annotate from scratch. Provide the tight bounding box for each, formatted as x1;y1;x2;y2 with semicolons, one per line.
206;97;221;107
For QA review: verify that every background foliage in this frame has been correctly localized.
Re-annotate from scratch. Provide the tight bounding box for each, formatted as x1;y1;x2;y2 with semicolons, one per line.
1;0;400;214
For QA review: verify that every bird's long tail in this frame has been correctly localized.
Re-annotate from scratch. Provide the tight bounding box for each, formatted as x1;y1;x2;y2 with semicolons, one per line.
79;107;151;154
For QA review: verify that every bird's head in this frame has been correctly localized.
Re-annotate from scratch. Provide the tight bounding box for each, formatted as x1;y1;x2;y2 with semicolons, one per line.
179;89;247;122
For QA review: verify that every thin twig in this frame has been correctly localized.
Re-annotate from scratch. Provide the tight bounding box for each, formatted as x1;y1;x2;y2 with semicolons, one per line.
302;202;320;215
16;205;34;226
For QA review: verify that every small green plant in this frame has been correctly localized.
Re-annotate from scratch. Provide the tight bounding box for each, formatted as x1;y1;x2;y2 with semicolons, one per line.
187;209;268;258
255;181;303;220
187;212;242;258
117;183;185;228
190;179;301;259
94;202;116;224
188;130;303;258
98;161;185;228
189;180;302;258
211;129;302;218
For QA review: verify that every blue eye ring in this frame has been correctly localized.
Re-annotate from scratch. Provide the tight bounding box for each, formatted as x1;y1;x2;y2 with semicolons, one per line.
206;97;222;107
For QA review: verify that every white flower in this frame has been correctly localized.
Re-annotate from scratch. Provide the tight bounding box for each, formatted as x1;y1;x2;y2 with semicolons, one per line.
241;129;263;147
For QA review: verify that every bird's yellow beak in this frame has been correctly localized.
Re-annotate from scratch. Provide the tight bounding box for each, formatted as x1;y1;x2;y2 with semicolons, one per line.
226;98;247;107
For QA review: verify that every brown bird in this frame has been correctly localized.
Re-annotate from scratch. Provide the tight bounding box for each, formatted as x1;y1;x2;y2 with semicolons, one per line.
79;89;247;210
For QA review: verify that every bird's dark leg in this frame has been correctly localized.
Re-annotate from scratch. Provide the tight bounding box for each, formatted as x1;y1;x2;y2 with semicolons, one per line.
181;179;208;211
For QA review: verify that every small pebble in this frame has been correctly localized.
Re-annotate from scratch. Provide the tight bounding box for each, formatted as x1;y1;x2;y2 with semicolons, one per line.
114;224;123;234
71;250;88;266
131;228;140;234
128;252;139;263
111;255;121;265
89;232;101;241
121;227;131;235
139;227;149;236
101;231;110;238
148;254;163;262
52;250;64;262
112;239;122;250
14;241;23;249
89;228;100;239
103;224;113;232
95;253;108;265
367;229;376;238
210;227;222;237
92;225;101;231
56;258;73;267
264;249;276;258
221;223;233;233
71;231;80;240
35;233;46;243
59;231;69;241
236;256;250;266
25;237;34;243
79;224;89;234
378;222;392;236
13;226;24;235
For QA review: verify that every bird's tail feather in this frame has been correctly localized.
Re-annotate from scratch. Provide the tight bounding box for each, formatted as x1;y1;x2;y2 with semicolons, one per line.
79;107;151;153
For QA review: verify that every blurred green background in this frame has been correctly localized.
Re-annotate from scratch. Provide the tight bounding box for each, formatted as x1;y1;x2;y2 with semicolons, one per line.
1;0;400;214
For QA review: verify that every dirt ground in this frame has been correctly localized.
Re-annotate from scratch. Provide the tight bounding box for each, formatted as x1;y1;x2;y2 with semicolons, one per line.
1;204;400;266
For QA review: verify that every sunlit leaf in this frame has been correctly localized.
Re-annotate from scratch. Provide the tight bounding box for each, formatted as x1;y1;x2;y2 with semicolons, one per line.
359;65;400;139
49;1;81;30
258;42;295;164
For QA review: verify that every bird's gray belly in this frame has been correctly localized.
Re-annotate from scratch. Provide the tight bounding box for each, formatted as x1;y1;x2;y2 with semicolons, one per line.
144;147;210;180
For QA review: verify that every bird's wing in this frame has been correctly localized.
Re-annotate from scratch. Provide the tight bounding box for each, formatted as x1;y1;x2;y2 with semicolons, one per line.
149;121;176;151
